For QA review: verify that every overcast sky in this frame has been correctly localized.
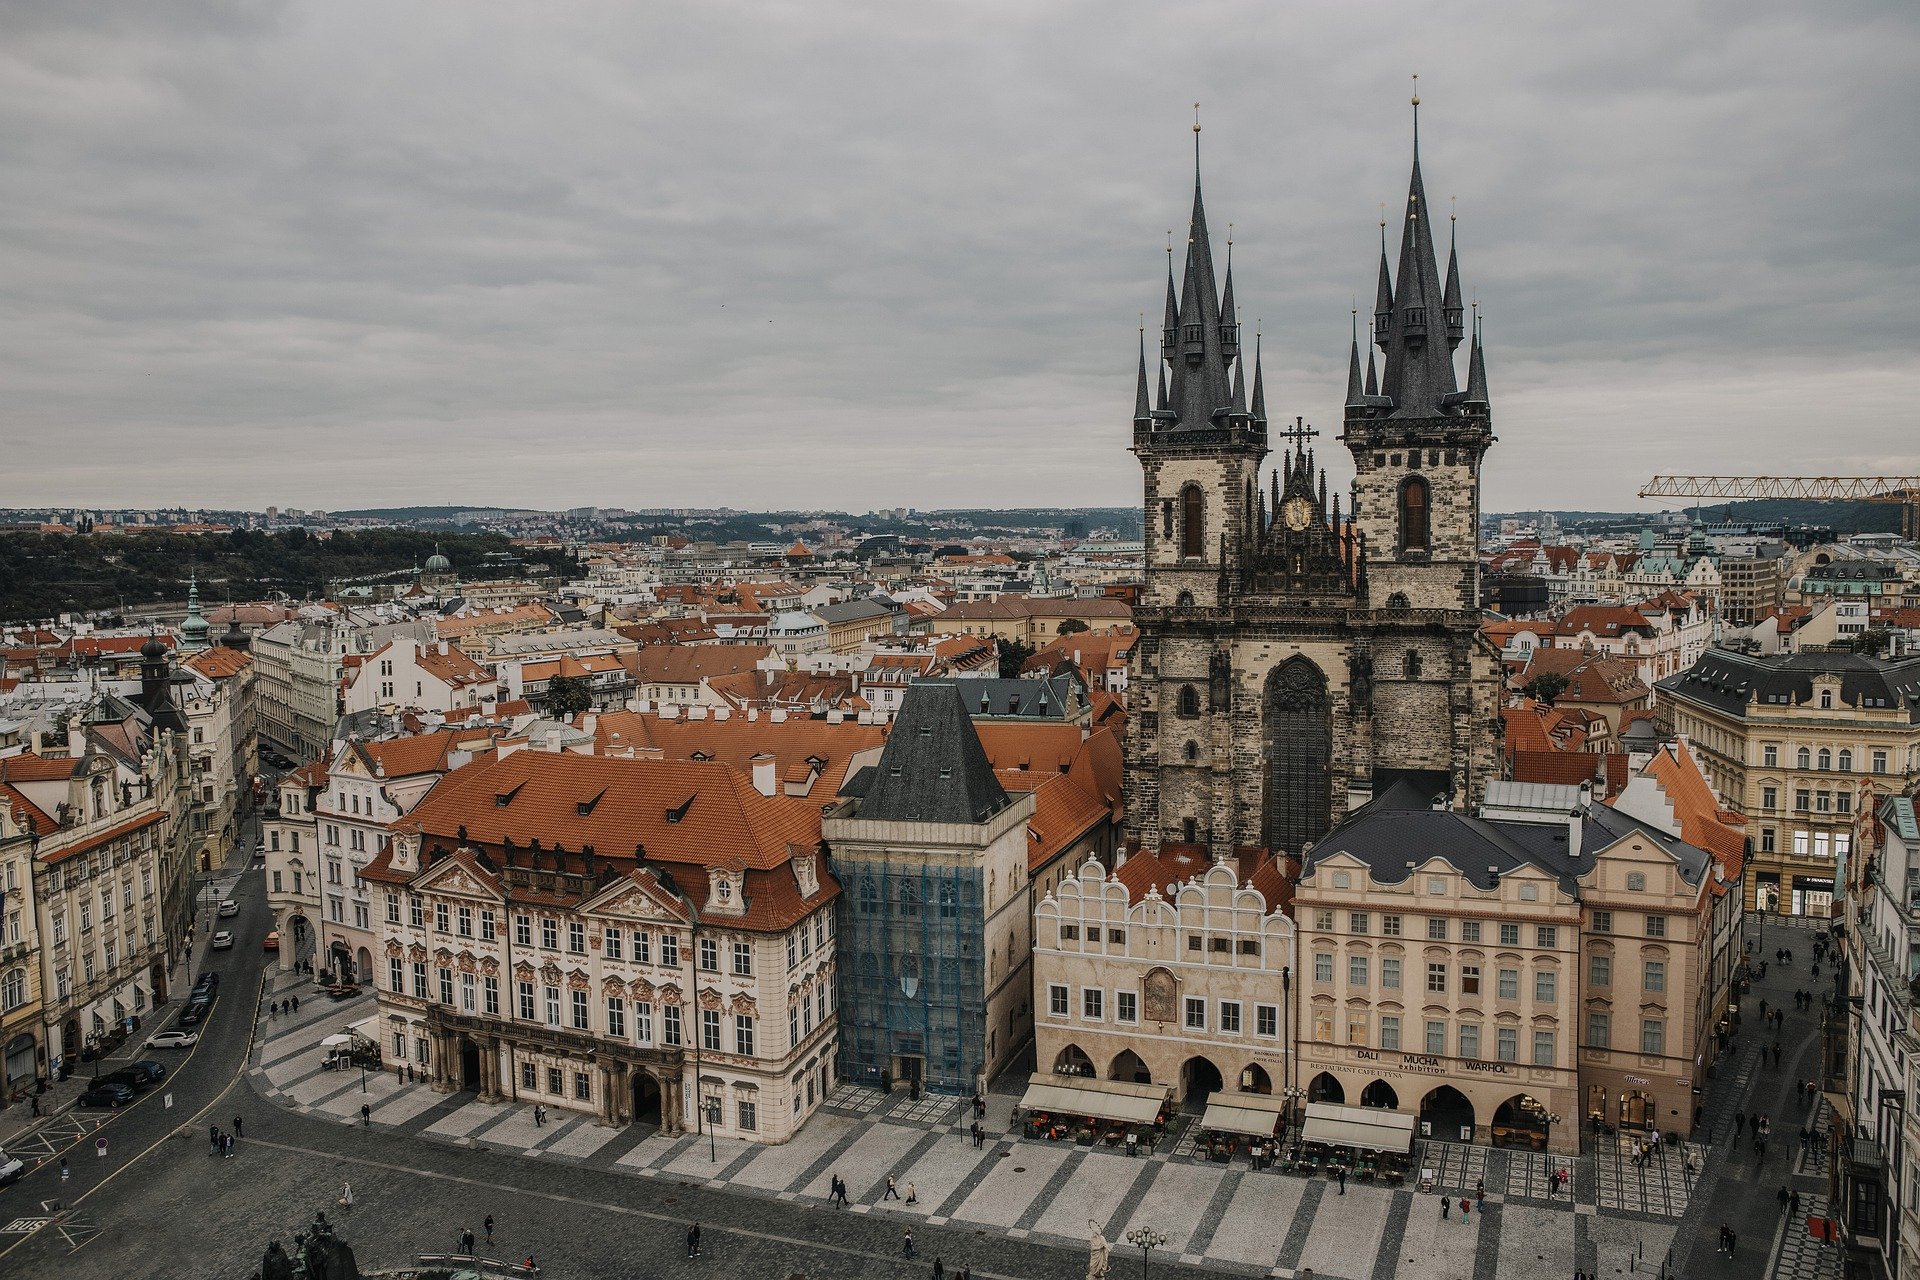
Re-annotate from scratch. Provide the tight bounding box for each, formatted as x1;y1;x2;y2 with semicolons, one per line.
2;1;1915;516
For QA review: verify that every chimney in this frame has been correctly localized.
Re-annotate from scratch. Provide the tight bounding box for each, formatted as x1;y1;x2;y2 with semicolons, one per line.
439;640;450;655
545;728;563;752
750;752;776;797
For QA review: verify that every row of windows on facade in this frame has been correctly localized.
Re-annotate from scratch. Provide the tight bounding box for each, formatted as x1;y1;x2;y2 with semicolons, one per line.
1162;479;1433;560
1312;953;1669;999
52;838;155;889
1054;923;1266;958
50;928;154;999
855;877;969;916
1756;828;1856;860
1758;784;1866;815
1761;744;1892;771
47;872;155;944
391;895;831;973
1307;1012;1667;1060
386;959;829;1054
323;824;374;851
1309;913;1606;945
1046;984;1280;1036
1322;872;1578;901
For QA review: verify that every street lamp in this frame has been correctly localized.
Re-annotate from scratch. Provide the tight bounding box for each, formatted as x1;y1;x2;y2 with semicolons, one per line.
1126;1226;1167;1280
704;1098;721;1162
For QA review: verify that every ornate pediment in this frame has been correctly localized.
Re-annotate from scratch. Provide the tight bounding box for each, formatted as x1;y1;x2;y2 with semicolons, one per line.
566;968;591;992
540;961;562;985
727;992;757;1016
456;951;477;974
479;957;499;977
697;986;723;1012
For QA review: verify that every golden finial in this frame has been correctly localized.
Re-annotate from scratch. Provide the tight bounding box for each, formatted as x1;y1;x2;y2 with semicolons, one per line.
1411;73;1420;108
1227;222;1233;247
1379;202;1386;230
1193;103;1202;133
1451;195;1457;223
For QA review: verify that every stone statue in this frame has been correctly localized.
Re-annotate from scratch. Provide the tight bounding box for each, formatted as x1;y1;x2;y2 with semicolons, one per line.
261;1240;294;1280
1087;1220;1111;1280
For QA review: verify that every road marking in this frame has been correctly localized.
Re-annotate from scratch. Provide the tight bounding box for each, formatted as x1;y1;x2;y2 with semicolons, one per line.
0;1218;53;1234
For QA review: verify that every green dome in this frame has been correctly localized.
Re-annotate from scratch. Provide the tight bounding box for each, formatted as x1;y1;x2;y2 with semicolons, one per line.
424;552;451;572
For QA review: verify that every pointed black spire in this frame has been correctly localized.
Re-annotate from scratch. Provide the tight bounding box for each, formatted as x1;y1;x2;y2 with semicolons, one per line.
1374;88;1461;418
1345;310;1365;408
1372;221;1393;350
1463;309;1490;408
1163;110;1236;432
1443;208;1465;349
1134;327;1152;424
1250;332;1267;423
1156;361;1169;412
1364;330;1380;398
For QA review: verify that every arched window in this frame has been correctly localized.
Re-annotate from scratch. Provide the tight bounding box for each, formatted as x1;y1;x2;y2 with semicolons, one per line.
1174;591;1195;608
1183;740;1199;762
1838;749;1853;772
1817;748;1831;772
1399;476;1431;553
1180;485;1205;559
1176;685;1200;718
1404;650;1422;679
1796;747;1811;770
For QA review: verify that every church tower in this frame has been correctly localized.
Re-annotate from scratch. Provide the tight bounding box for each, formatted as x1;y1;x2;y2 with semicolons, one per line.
1126;103;1503;865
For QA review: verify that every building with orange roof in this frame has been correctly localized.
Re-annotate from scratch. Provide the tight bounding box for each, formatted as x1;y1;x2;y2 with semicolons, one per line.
1021;625;1138;702
365;748;839;1143
624;643;773;708
1033;847;1295;1121
342;639;502;717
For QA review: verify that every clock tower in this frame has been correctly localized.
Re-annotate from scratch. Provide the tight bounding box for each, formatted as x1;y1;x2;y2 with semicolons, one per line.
1125;106;1503;864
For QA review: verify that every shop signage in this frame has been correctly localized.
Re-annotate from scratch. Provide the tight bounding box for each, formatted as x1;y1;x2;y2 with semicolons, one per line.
1625;1075;1650;1086
1463;1060;1513;1075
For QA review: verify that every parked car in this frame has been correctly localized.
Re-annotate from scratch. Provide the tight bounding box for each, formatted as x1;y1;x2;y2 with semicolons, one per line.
147;1030;199;1050
210;931;234;950
263;931;279;952
194;972;220;994
77;1083;135;1108
127;1059;167;1083
178;998;213;1027
93;1068;152;1094
218;900;239;918
0;1150;23;1187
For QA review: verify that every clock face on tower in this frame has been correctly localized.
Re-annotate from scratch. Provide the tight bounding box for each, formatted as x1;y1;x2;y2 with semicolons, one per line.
1281;496;1314;532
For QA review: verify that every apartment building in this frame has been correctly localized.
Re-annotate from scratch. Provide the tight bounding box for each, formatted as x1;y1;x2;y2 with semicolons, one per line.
1659;650;1920;915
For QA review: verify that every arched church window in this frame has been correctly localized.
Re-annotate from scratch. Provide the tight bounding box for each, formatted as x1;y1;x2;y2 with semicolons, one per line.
1404;650;1422;679
1386;592;1411;611
1180;485;1205;559
1174;591;1195;608
1399;476;1431;554
1162;499;1174;540
1176;685;1200;718
1184;741;1199;762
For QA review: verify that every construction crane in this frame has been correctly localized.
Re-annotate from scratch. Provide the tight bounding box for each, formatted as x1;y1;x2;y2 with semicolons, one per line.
1639;475;1920;541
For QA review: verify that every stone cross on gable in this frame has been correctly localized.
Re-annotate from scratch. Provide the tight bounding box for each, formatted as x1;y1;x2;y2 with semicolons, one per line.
1282;416;1319;452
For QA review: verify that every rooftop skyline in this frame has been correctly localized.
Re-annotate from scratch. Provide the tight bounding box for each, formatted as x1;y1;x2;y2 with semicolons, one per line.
3;2;1914;512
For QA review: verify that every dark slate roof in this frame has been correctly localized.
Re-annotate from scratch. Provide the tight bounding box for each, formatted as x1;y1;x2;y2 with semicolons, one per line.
931;670;1086;720
1805;561;1897;583
1658;649;1920;723
1302;792;1710;898
855;682;1010;824
812;598;895;625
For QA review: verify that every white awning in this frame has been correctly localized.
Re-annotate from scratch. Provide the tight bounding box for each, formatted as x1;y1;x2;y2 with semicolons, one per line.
1301;1102;1417;1153
1019;1073;1169;1126
1201;1092;1289;1137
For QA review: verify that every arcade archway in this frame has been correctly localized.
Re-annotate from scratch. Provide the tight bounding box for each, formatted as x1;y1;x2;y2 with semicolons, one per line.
1181;1056;1223;1108
1109;1049;1151;1084
1359;1079;1400;1110
1306;1072;1345;1104
1419;1085;1475;1142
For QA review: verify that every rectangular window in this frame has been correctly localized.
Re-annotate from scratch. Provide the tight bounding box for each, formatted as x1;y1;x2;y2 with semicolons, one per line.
1873;750;1889;774
480;910;496;942
437;967;453;1005
789;1005;800;1047
434;902;449;933
1644;915;1666;939
1497;968;1519;1000
1426;962;1447;993
460;971;476;1013
701;1008;721;1053
411;962;428;999
1763;744;1778;767
1184;997;1206;1031
1590;954;1612;986
738;1099;758;1131
568;921;586;954
1348;955;1369;987
1312;1009;1332;1042
1761;827;1776;852
1381;915;1403;937
1497;1028;1518;1062
544;986;560;1027
484;975;499;1016
1349;912;1370;935
1641;1019;1665;1055
1379;1015;1400;1050
547;1067;563;1095
410;896;424;928
574;1072;591;1102
604;927;622;961
1381;958;1401;989
1461;964;1481;995
1536;926;1558;948
1425;1020;1446;1054
1533;1030;1556;1066
1314;952;1333;982
1427;917;1448;941
1761;786;1778;810
637;1002;654;1044
663;1004;682;1046
1592;910;1611;934
733;941;753;976
515;914;532;946
520;1061;536;1091
1082;988;1103;1020
699;938;719;972
1499;923;1520;946
1587;1012;1610;1048
1458;1023;1480;1059
518;981;534;1021
541;919;558;950
1644;960;1666;992
1461;920;1482;943
1313;909;1334;932
389;957;403;993
1048;984;1069;1017
661;935;679;967
1255;1004;1276;1037
571;989;589;1030
1795;789;1811;812
1118;991;1138;1024
635;931;652;964
1219;1001;1241;1034
1535;970;1557;1003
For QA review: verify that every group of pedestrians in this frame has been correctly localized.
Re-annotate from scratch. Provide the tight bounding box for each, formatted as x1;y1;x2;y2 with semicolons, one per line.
208;1116;245;1159
267;996;300;1018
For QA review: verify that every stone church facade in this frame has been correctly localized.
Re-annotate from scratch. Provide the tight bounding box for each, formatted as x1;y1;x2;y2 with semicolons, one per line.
1126;116;1505;860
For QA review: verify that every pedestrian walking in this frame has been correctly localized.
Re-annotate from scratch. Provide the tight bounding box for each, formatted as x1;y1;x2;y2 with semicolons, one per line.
1778;1186;1791;1210
210;1124;221;1156
1790;1190;1801;1216
223;1133;234;1159
885;1174;901;1200
1337;1167;1346;1195
361;1103;371;1127
340;1182;353;1209
685;1223;701;1259
906;1180;919;1205
1735;1110;1746;1136
1460;1197;1471;1222
1773;1043;1782;1067
934;1257;945;1280
292;995;300;1012
485;1215;495;1246
903;1228;916;1259
1441;1193;1449;1220
233;1115;244;1139
459;1229;475;1256
1727;1225;1738;1254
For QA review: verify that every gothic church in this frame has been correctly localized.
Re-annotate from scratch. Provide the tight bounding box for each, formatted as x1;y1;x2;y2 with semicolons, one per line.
1125;110;1504;860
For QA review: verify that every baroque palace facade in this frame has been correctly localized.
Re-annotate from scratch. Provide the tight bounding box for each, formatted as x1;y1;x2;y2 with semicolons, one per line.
1124;110;1503;862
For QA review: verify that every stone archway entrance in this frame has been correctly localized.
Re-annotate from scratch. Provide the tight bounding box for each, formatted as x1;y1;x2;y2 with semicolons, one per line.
458;1038;481;1091
632;1070;663;1128
1109;1049;1151;1084
1054;1044;1094;1077
1419;1085;1476;1142
1492;1094;1552;1151
1181;1057;1223;1109
1359;1079;1399;1110
285;913;314;971
1238;1063;1273;1094
1306;1072;1345;1104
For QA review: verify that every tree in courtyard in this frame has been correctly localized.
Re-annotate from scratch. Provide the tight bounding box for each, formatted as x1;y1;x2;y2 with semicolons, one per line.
996;637;1036;679
539;674;594;719
1521;671;1569;704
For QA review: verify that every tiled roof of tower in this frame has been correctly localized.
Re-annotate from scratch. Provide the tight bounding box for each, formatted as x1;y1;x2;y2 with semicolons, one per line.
182;645;253;679
396;751;821;871
857;682;1009;824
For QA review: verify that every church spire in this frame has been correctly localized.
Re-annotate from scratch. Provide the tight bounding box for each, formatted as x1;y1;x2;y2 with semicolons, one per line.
1162;106;1236;432
1463;308;1490;408
1374;85;1462;418
1345;308;1365;408
1250;330;1267;423
1443;204;1465;349
1134;325;1152;424
1364;327;1380;398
